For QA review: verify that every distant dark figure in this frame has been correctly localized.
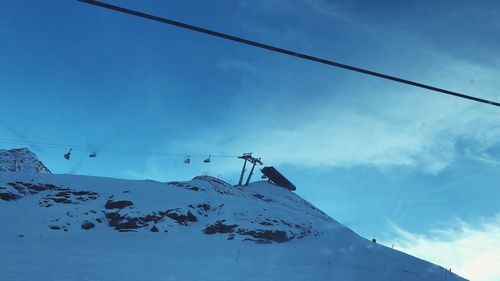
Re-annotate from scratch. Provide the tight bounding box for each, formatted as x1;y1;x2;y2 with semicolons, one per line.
89;152;97;158
372;238;377;243
64;148;72;160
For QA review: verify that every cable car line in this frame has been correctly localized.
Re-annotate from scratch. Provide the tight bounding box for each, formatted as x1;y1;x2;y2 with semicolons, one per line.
78;0;500;108
0;138;238;159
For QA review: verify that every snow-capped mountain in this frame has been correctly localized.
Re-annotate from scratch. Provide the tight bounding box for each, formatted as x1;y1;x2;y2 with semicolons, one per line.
0;150;468;281
0;148;51;173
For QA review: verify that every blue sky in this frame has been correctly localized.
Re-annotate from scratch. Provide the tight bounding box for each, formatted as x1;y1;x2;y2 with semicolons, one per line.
1;1;500;279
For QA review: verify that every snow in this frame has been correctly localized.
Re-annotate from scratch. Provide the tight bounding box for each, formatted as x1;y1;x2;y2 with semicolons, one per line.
0;148;51;173
0;170;468;281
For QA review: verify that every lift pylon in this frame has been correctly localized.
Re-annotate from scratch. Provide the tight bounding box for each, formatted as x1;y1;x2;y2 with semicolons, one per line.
237;153;263;186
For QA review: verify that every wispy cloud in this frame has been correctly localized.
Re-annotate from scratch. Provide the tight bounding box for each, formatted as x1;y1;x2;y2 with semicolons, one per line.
168;56;500;174
302;0;355;23
386;214;500;281
153;0;500;175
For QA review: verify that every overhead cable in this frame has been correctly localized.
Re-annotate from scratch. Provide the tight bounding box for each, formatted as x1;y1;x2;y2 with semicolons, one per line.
78;0;500;107
0;138;237;158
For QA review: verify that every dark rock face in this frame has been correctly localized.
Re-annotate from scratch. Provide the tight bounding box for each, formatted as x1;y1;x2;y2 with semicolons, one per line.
0;191;21;201
203;220;294;243
203;220;238;234
105;200;133;209
238;229;290;243
188;203;211;217
164;210;197;225
112;218;143;231
48;225;61;230
0;182;99;207
104;208;198;232
41;189;98;206
197;203;210;212
81;221;95;230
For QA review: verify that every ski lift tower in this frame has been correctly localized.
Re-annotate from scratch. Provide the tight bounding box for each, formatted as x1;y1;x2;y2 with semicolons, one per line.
237;153;263;186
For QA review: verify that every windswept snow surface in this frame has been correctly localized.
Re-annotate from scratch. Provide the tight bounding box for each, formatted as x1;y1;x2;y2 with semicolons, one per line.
0;172;467;281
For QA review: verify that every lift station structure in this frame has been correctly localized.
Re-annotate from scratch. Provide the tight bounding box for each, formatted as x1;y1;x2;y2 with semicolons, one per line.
260;166;296;191
237;153;263;186
237;153;296;191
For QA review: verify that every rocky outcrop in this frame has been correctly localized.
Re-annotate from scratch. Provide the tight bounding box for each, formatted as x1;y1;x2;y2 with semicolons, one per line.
0;148;51;173
203;220;238;234
81;220;95;230
0;174;325;244
105;200;133;209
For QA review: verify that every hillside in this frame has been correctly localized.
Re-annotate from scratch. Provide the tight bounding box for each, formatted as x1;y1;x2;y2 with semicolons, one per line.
0;170;467;281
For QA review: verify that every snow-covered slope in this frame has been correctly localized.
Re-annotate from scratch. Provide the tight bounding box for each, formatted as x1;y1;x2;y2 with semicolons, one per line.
0;171;467;281
0;148;51;173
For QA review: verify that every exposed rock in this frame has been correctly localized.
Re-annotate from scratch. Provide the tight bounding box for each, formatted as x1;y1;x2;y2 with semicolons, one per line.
103;208;198;232
203;220;238;234
197;203;210;212
188;203;211;216
1;173;320;243
105;211;146;231
105;200;133;209
140;213;163;224
106;212;125;227
167;181;202;192
238;229;290;243
0;192;21;201
113;218;143;231
164;210;197;225
1;182;99;206
81;221;95;230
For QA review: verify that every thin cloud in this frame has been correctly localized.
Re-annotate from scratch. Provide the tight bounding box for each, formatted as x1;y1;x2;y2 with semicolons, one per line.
166;57;500;174
154;1;500;175
387;214;500;281
303;0;355;24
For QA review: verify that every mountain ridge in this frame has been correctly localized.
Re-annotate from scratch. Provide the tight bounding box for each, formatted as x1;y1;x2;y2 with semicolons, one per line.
0;147;51;174
0;170;468;281
0;147;468;280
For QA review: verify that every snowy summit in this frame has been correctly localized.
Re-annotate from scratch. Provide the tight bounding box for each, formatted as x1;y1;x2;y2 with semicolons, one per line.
0;148;467;281
0;147;51;174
